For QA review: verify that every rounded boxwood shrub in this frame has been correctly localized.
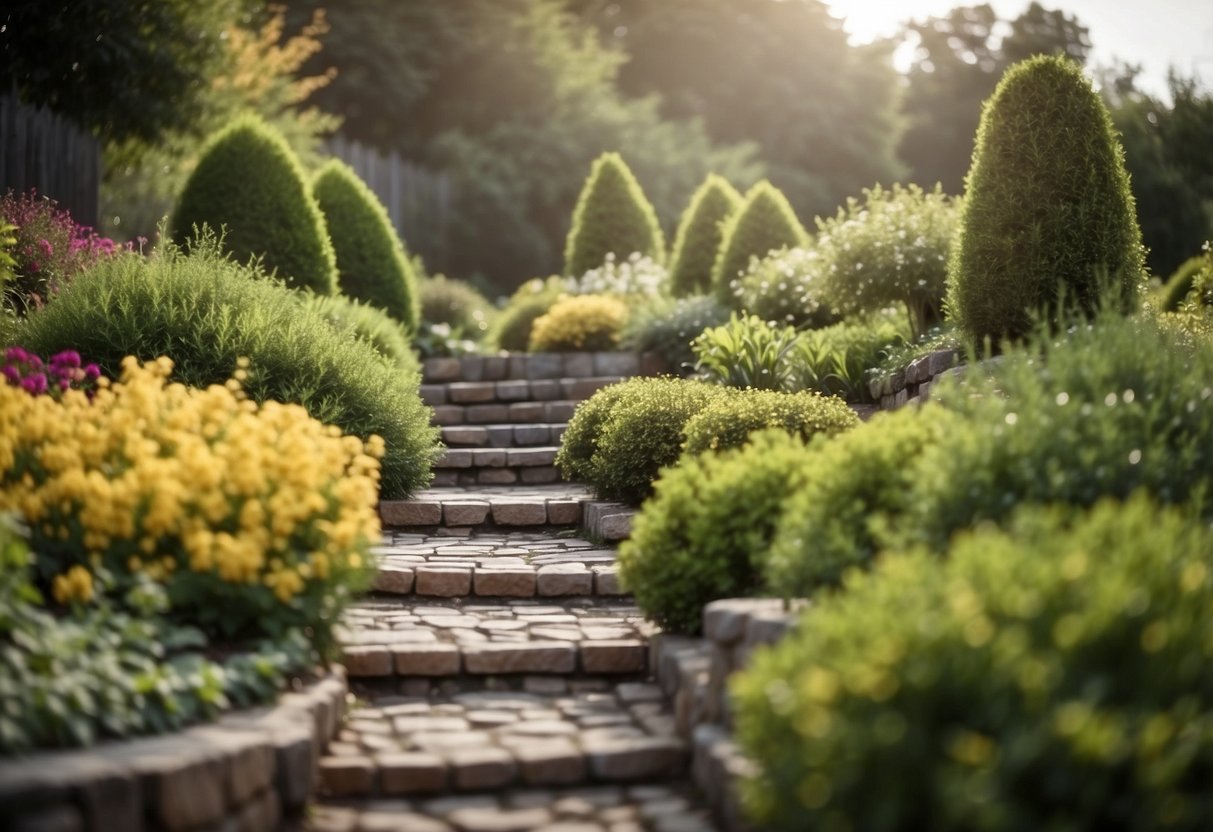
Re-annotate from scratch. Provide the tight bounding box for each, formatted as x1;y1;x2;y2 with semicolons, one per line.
528;294;628;352
668;174;743;297
620;293;731;374
172;116;337;294
947;55;1145;345
299;291;417;371
19;235;440;499
763;406;957;597
488;277;564;351
682;388;858;455
713;181;807;307
734;495;1213;831
312;159;420;331
563;152;665;279
556;377;729;505
419;274;494;336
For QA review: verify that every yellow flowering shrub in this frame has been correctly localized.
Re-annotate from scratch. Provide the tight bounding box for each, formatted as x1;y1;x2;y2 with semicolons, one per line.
0;355;380;656
528;293;628;352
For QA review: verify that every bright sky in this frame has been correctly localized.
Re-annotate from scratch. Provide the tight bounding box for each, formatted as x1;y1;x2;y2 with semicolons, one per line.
825;0;1213;99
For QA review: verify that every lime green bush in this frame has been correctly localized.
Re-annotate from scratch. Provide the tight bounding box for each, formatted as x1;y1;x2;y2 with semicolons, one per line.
693;313;803;391
172;116;337;294
18;234;439;499
794;309;911;402
713;181;807;306
682;388;857;455
528;294;628;352
618;431;815;634
313;159;420;331
735;496;1213;831
488;276;564;351
734;247;836;328
563;152;665;278
764;407;956;597
818;183;960;338
668;174;742;297
1157;252;1208;312
419;274;494;335
299;291;417;371
947;56;1145;345
556;377;728;504
621;294;730;374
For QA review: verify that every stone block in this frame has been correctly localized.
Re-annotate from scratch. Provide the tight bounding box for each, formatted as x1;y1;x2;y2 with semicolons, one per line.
378;752;448;794
431;471;460;487
545;401;577;422
703;598;785;646
463;642;577;674
525;353;564;380
596;512;633;541
520;466;560;485
512;424;551;445
546;500;583;526
477;470;519;485
393;643;462;676
537;564;592;596
486;426;515;447
418;385;447;406
342;646;393;678
927;348;959;377
495;380;531;402
466;404;510;424
423;357;462;383
447;807;553;832
443;502;490;527
562;352;594;378
471;449;508;468
919;380;932;401
561;377;615;400
906;355;931;384
592;566;623;596
514;741;587;786
507;402;546;422
894;388;909;408
507;447;557;467
372;564;414;595
459;356;486;382
473;569;537;597
380;501;442;527
529;380;562;401
580;640;647;674
447;748;517;791
437;449;473;469
441;426;488;446
430;405;463;426
491;500;548;526
319;757;375;797
482;355;509;381
414;566;473;597
593;352;639;376
584;737;684;781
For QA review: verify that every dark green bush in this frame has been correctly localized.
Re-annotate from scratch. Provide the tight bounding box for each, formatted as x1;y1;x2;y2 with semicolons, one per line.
563;152;665;279
299;291;417;371
735;495;1213;832
618;431;815;634
668;174;742;297
620;293;731;374
713;181;807;307
947;55;1145;345
419;274;494;336
172;116;337;294
312;159;420;331
682;388;858;455
20;234;440;498
906;311;1213;551
1157;253;1208;312
556;377;728;505
488;276;564;351
764;407;957;597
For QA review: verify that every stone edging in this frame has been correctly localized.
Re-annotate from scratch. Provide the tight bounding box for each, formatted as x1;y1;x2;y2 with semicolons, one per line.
0;668;348;832
423;351;668;384
650;598;807;832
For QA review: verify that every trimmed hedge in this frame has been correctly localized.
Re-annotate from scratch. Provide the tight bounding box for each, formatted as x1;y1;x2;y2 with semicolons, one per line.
713;181;807;307
313;159;420;331
172;115;336;294
668;174;743;297
682;388;858;455
563;152;665;279
528;294;628;352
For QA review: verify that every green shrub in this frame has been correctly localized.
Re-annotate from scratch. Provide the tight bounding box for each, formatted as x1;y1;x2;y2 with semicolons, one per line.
488;276;564;351
906;311;1213;551
556;377;728;505
683;388;857;455
528;294;628;352
693;313;804;391
734;496;1213;831
299;291;417;371
764;407;956;597
734;246;837;328
621;293;731;374
313;159;420;331
566;252;668;300
618;431;815;634
668;174;743;297
19;234;439;499
793;309;912;402
1157;252;1209;312
563;152;665;278
713;181;807;307
947;56;1145;345
419;274;494;335
172;116;337;294
817;183;959;338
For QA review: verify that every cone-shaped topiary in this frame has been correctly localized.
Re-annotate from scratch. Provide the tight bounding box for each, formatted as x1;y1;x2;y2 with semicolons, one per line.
712;181;807;307
313;159;420;332
563;152;665;279
668;174;743;297
172;116;337;294
947;55;1145;345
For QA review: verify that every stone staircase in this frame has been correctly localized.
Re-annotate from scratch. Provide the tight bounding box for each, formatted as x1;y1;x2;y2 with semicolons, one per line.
306;353;718;831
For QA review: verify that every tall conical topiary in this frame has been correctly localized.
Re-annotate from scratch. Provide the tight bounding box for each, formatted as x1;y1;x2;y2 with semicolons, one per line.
668;174;743;297
313;159;420;332
947;55;1145;345
564;152;665;278
172;116;337;294
713;181;807;307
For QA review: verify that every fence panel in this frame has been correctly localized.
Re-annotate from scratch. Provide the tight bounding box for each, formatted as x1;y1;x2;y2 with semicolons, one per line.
0;93;100;228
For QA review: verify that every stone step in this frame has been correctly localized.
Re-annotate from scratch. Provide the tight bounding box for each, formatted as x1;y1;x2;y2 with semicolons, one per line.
371;531;625;600
421;376;624;409
338;598;656;683
431;446;561;488
310;781;715;832
422;352;666;385
317;682;686;800
441;422;567;449
430;399;583;427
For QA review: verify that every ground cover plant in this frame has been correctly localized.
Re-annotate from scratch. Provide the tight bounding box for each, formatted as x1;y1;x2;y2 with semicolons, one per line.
563;152;665;279
713;181;807;306
667;174;743;297
313;159;420;331
17;233;439;499
620;293;730;374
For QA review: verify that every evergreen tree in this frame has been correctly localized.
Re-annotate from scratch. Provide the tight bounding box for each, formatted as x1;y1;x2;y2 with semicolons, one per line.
713;181;807;306
313;159;420;331
947;56;1145;345
668;175;742;297
564;152;666;278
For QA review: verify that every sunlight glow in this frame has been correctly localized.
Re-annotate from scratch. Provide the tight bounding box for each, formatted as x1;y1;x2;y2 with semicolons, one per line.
825;0;920;43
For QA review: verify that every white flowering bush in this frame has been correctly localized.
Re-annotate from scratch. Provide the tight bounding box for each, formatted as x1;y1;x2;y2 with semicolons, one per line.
734;247;836;327
566;252;668;300
817;184;960;338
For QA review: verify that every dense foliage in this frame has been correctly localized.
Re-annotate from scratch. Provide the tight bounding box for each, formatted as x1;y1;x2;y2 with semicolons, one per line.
298;292;417;371
682;389;858;455
667;175;743;297
733;247;835;329
713;182;807;306
620;294;730;374
564;153;666;278
529;294;628;352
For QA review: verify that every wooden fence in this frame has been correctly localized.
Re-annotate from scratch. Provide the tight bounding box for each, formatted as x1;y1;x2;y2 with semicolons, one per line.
324;135;453;267
0;92;100;228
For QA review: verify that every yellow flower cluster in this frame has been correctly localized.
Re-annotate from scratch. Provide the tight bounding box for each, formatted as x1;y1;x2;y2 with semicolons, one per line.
529;294;628;352
0;356;382;607
51;564;94;605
